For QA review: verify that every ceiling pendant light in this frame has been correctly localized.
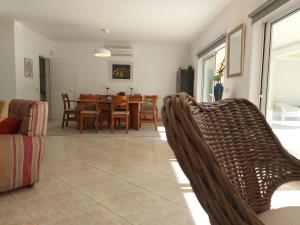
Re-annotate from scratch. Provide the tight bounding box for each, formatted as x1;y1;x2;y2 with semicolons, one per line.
93;29;111;57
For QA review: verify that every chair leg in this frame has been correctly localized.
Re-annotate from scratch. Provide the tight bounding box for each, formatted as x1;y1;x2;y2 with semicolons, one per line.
126;116;129;134
154;114;158;131
61;113;65;129
66;114;69;127
99;116;103;130
95;115;99;133
111;117;114;134
80;115;84;133
139;115;141;128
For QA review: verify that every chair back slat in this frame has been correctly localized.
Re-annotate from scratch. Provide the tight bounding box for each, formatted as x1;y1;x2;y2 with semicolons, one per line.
142;95;158;111
129;95;142;101
61;93;70;110
79;94;98;111
111;96;129;112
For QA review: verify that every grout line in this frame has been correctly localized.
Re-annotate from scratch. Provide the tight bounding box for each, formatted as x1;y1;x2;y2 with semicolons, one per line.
46;170;135;225
10;193;39;225
87;163;191;210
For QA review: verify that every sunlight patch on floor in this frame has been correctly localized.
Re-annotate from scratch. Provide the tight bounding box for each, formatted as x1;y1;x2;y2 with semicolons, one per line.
169;160;190;184
157;126;167;141
182;192;210;225
170;159;210;225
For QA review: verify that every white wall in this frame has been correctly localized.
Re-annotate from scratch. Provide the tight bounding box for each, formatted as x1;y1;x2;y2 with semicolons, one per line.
191;0;266;101
14;21;54;100
0;18;16;101
52;42;190;118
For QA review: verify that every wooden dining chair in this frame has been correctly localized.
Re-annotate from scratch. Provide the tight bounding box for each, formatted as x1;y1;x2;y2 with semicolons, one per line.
79;94;101;133
61;93;78;129
110;95;130;134
97;95;112;128
140;95;158;130
129;95;143;101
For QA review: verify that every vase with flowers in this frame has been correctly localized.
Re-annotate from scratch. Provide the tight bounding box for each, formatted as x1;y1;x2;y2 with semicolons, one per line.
213;58;226;101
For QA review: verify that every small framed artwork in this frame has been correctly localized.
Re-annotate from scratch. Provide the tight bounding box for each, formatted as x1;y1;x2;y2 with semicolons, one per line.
24;58;33;78
109;61;133;81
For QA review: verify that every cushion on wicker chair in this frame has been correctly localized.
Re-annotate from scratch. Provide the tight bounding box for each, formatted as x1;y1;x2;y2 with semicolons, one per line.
259;207;300;225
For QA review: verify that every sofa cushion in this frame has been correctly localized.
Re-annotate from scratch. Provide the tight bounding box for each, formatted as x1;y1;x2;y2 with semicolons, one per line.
258;207;300;225
0;117;23;134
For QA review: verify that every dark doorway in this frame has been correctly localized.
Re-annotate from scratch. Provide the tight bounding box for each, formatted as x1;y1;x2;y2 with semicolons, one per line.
39;56;51;119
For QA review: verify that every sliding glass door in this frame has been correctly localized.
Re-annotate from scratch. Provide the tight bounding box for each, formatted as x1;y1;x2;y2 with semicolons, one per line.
202;47;226;102
261;9;300;157
202;56;215;102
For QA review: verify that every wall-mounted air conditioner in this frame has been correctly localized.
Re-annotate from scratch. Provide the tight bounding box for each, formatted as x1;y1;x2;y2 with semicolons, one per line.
109;47;133;57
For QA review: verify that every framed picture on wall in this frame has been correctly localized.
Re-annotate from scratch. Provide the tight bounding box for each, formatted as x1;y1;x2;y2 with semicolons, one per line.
24;58;33;78
108;61;133;81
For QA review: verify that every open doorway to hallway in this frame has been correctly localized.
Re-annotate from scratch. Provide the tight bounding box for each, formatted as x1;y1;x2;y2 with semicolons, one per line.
39;56;51;119
263;9;300;158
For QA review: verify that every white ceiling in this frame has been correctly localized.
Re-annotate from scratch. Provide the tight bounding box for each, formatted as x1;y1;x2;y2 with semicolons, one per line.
0;0;232;44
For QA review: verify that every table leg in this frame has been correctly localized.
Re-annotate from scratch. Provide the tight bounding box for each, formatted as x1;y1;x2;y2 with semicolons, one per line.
129;103;140;130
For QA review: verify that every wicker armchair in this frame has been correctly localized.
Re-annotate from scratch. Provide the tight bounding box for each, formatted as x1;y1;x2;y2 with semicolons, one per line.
0;99;48;192
162;93;300;225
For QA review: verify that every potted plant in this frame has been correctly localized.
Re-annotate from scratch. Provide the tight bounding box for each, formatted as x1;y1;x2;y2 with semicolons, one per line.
213;58;226;101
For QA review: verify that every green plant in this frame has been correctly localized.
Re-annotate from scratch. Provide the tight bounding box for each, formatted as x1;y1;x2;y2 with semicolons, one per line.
213;58;226;84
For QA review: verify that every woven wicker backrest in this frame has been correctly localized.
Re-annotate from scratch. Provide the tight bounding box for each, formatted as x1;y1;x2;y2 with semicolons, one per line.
162;93;300;225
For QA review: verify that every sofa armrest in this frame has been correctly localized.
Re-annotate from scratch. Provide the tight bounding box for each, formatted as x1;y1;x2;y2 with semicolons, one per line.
0;100;8;121
0;134;46;192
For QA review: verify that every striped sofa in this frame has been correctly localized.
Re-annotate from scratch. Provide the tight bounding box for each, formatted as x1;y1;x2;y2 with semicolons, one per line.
0;100;8;121
0;99;48;192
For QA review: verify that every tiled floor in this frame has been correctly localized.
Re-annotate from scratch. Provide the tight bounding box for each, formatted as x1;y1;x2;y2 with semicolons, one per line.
1;124;209;225
2;121;300;225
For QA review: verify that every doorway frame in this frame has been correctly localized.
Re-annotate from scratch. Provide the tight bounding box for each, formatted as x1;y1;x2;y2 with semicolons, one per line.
39;55;52;119
259;3;300;116
199;43;226;102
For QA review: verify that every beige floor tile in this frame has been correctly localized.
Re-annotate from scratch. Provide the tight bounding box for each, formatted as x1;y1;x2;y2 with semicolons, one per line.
0;205;37;225
0;193;18;210
46;164;110;186
11;172;71;203
141;206;206;225
73;174;136;202
5;120;300;225
19;189;97;224
141;176;190;204
91;159;168;185
101;187;185;225
44;204;131;225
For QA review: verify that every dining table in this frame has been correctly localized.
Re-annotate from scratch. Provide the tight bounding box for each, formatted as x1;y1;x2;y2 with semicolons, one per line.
76;99;143;130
